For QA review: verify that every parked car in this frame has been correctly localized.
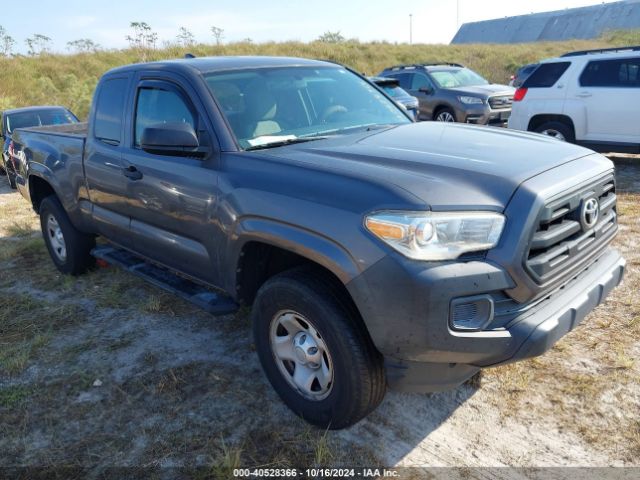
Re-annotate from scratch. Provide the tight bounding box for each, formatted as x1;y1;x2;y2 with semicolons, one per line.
508;46;640;153
10;56;625;429
378;63;515;125
509;63;538;87
369;76;419;120
1;106;78;188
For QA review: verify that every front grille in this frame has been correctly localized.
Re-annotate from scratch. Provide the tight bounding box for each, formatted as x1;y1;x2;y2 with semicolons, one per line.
488;95;513;109
525;174;617;284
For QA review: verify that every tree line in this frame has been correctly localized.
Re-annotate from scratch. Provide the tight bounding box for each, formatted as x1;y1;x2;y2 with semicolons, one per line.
0;22;349;57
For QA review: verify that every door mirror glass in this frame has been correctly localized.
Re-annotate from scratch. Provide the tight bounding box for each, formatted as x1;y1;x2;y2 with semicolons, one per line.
140;122;202;156
419;86;434;94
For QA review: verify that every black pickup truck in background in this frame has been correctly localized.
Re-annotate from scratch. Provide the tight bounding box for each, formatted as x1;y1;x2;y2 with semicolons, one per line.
9;56;625;429
1;106;78;188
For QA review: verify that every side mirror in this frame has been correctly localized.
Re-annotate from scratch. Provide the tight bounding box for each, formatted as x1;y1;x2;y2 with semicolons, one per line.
419;86;434;95
140;122;205;157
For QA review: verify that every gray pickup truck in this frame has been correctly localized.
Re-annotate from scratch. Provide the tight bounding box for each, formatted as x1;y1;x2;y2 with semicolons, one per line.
10;56;625;429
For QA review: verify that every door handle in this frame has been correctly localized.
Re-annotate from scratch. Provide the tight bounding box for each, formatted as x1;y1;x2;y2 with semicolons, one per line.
576;92;593;98
123;165;143;180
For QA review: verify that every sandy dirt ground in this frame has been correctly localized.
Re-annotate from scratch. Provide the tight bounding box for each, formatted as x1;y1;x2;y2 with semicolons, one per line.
0;155;638;476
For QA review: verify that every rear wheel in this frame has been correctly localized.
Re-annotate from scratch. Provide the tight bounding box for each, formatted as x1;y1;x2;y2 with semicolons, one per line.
434;107;456;123
39;195;95;275
252;267;385;429
533;121;575;143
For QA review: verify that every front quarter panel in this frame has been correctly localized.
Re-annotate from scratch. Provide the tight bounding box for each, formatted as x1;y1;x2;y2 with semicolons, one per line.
216;151;424;295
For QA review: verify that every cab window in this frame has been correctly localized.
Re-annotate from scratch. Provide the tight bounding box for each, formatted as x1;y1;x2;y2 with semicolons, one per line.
94;78;128;145
134;87;196;147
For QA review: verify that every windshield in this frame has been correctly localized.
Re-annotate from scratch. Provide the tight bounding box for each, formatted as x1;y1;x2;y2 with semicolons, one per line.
6;109;77;134
430;68;489;88
204;66;410;149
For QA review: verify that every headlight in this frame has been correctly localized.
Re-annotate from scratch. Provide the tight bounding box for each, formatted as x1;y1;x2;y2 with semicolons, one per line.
365;211;505;261
458;96;484;105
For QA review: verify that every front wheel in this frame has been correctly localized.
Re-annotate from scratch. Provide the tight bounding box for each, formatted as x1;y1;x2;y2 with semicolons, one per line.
252;268;385;429
434;107;457;123
39;195;95;275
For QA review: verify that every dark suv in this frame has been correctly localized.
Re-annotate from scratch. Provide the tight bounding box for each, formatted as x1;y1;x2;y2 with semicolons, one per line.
379;63;515;125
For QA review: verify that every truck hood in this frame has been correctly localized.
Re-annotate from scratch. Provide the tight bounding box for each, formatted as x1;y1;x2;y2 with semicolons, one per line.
270;122;604;212
447;84;515;97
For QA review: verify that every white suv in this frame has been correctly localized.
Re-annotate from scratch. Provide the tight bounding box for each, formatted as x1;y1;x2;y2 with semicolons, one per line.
508;46;640;153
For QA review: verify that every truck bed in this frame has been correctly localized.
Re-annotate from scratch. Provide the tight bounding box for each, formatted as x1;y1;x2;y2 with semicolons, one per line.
16;121;88;138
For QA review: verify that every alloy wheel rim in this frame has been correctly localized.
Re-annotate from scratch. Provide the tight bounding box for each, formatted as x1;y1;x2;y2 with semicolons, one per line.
437;111;455;122
46;214;67;262
540;129;566;141
269;310;334;401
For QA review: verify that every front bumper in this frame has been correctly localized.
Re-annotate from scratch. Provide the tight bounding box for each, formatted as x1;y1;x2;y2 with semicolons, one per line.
460;104;511;126
348;248;625;392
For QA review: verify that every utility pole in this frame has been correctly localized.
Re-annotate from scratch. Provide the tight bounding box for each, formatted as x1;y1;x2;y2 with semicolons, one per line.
409;13;413;44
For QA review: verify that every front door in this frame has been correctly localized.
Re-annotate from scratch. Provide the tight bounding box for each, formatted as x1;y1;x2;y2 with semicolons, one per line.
121;76;221;284
407;72;437;121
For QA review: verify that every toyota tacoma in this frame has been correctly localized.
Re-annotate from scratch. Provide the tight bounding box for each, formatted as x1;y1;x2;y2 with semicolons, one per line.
9;56;625;429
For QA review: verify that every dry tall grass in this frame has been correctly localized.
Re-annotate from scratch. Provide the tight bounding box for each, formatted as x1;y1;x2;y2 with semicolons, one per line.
1;30;639;119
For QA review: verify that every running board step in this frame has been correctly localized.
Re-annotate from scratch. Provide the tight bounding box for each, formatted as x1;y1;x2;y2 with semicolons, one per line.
91;246;238;316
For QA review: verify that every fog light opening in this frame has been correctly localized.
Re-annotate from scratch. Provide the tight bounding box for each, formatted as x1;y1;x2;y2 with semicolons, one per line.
450;295;495;331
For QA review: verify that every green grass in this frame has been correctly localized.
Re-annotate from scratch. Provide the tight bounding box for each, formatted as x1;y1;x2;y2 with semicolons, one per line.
0;385;34;408
0;30;638;119
0;293;87;375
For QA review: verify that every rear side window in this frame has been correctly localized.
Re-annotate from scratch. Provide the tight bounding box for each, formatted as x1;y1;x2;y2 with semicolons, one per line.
580;58;640;87
134;87;195;146
388;72;413;90
94;78;127;145
523;62;570;88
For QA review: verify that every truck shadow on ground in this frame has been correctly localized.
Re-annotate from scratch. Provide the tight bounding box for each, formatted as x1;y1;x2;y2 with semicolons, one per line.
344;382;479;466
609;155;640;193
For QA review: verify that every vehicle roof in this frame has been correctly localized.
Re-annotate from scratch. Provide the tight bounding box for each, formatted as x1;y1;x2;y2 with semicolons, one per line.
2;106;71;115
382;63;465;73
543;49;640;64
105;56;338;76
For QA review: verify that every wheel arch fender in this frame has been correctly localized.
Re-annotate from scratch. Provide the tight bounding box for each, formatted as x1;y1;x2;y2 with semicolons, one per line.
433;104;456;120
528;113;577;137
28;166;88;231
27;165;63;210
227;217;364;300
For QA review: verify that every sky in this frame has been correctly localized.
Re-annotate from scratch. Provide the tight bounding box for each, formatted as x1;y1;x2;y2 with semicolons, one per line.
1;0;625;53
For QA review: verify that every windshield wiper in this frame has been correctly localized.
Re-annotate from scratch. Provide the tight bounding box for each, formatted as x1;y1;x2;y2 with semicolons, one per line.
245;136;329;151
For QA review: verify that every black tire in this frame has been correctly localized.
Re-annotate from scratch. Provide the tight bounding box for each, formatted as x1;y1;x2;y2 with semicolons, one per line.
533;121;575;143
39;195;95;275
252;267;385;429
434;107;457;123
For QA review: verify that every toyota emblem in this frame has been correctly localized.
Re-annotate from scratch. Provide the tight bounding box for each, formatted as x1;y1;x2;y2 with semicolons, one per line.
580;197;600;230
